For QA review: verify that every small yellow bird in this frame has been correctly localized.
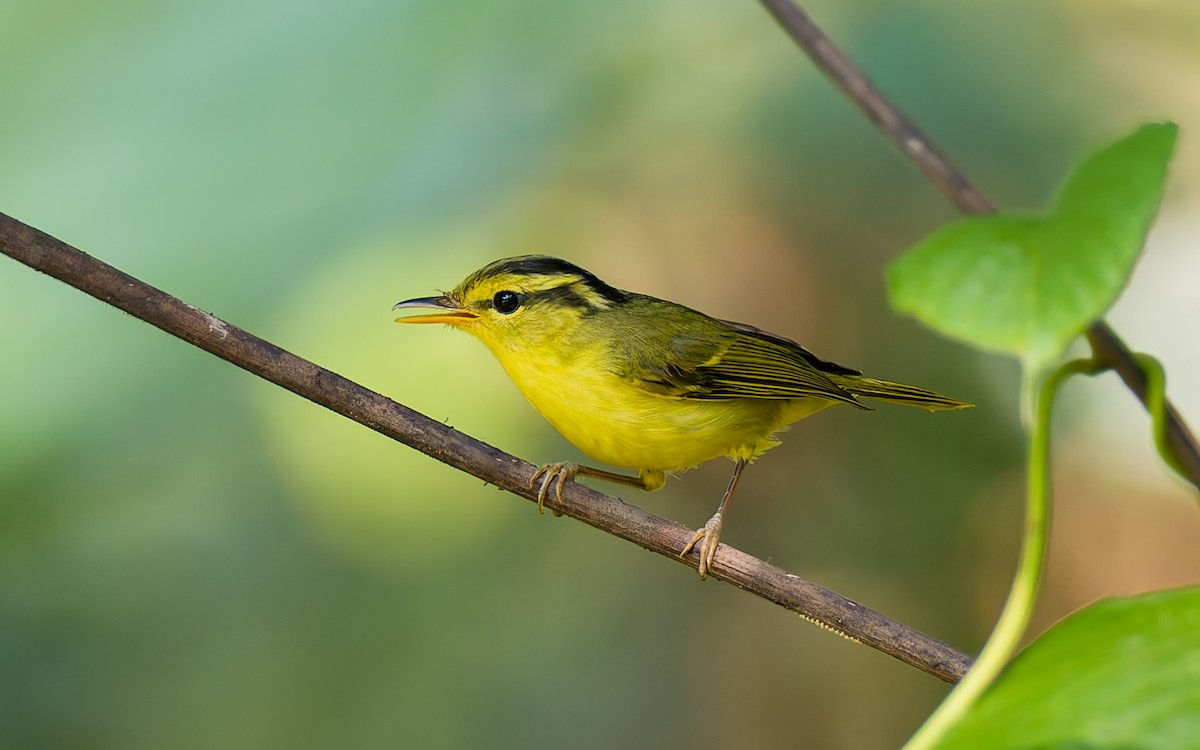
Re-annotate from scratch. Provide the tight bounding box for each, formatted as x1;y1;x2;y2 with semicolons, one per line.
394;256;970;578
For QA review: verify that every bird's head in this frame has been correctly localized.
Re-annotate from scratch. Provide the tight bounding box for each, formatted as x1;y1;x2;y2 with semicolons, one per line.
393;255;627;351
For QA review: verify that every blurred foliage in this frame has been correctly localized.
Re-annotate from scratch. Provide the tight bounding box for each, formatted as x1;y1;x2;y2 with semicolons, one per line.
2;1;1199;748
891;122;1177;371
937;587;1200;749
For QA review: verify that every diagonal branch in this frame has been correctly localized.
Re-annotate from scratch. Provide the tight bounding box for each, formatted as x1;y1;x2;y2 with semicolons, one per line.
0;210;971;684
756;0;1200;491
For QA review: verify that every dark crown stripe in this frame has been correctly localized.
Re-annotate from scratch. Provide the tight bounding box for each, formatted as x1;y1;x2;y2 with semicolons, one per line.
493;256;626;305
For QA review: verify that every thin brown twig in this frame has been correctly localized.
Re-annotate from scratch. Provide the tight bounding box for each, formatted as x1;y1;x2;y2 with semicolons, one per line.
1086;321;1200;482
0;210;972;684
756;0;1200;492
756;0;994;215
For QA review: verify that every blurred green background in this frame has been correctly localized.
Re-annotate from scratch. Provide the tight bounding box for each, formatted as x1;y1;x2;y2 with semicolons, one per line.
3;1;1199;748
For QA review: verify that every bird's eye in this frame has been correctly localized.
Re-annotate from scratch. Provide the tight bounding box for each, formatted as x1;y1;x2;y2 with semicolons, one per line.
492;290;520;314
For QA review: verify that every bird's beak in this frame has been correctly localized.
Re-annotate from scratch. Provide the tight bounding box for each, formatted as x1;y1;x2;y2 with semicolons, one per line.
392;295;478;326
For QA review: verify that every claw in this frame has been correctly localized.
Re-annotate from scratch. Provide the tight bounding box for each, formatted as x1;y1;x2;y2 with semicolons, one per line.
528;462;579;515
680;512;724;579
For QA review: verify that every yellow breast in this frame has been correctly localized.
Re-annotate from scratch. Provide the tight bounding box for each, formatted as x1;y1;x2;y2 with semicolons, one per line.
485;337;810;472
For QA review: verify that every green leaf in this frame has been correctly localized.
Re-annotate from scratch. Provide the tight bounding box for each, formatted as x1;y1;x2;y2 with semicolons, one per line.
888;122;1177;370
934;587;1200;750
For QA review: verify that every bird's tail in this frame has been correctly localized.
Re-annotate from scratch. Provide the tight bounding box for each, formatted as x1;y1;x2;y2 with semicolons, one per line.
837;376;973;412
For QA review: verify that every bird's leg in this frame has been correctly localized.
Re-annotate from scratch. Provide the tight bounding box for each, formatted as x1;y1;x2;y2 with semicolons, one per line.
680;457;747;579
528;463;657;515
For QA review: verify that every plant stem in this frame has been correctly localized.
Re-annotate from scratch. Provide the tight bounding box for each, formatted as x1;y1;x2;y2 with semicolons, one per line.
902;360;1098;749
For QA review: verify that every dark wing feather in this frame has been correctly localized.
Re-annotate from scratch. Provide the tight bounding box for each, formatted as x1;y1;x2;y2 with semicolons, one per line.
691;328;865;407
616;302;865;408
718;320;861;377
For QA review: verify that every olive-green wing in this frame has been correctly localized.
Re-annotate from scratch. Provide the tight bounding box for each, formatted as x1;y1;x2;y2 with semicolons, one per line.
621;313;866;408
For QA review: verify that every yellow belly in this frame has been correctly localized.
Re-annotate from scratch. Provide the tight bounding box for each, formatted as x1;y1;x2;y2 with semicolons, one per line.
492;343;834;472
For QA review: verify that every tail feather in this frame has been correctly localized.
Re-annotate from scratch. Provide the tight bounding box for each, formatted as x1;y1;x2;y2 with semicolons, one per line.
837;376;972;412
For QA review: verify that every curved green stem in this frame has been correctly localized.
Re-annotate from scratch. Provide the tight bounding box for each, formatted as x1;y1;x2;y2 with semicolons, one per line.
1135;354;1187;479
903;358;1102;750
